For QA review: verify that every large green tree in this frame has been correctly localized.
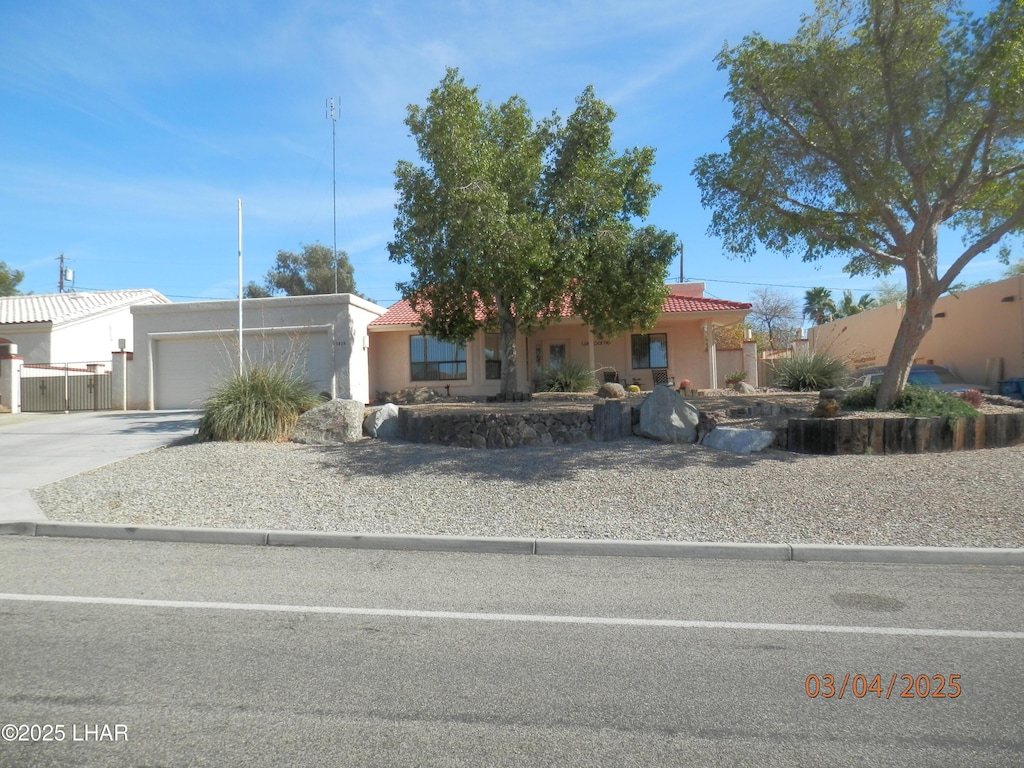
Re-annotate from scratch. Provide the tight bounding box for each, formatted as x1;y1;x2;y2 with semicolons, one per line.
388;69;679;396
0;261;24;296
693;0;1024;408
244;243;358;298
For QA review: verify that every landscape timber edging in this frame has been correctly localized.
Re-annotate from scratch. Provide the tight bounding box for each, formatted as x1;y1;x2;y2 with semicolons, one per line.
784;412;1024;455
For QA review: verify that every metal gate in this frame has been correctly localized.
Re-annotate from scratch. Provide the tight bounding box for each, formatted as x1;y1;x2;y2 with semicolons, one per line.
21;362;112;412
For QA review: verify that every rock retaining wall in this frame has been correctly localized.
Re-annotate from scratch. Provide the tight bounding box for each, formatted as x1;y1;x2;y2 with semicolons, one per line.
398;408;593;448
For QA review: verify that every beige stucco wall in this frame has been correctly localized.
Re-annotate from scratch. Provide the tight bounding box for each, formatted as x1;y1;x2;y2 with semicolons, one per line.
129;294;385;410
809;276;1024;383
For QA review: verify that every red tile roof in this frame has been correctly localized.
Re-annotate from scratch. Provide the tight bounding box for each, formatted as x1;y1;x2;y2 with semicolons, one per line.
369;292;751;327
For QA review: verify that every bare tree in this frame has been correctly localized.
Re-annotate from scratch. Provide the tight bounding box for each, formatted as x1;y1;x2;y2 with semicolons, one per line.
748;288;799;350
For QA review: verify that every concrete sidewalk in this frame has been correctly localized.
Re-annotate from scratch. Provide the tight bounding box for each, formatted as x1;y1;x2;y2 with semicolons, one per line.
0;410;200;522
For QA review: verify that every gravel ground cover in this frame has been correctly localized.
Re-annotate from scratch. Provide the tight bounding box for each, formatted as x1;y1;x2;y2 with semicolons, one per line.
31;435;1024;548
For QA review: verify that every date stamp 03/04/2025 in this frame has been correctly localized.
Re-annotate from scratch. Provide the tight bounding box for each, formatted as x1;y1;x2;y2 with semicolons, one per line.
805;673;962;700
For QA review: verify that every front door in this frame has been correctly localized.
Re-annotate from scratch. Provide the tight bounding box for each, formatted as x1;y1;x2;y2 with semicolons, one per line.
547;341;568;369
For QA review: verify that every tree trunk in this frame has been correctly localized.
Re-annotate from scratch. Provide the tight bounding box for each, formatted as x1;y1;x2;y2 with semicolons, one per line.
875;267;938;410
497;300;518;397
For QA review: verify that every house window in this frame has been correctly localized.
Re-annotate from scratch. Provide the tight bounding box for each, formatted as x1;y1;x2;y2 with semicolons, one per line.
631;333;667;369
410;335;466;381
484;333;502;380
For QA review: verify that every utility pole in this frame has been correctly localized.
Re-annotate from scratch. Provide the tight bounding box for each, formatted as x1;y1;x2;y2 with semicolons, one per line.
57;253;73;293
327;97;339;294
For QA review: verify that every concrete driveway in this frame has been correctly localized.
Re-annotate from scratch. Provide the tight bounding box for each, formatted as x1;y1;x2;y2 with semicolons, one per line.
0;410;200;522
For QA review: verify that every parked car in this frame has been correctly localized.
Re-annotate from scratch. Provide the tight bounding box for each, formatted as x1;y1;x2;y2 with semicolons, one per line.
851;364;991;394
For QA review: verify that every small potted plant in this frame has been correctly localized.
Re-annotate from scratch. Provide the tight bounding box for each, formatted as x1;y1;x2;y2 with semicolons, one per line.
725;370;748;391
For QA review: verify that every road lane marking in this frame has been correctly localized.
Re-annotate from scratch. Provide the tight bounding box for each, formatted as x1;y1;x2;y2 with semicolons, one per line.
0;593;1021;639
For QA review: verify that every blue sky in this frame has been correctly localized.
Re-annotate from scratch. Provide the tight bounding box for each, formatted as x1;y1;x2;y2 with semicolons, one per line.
0;0;1012;313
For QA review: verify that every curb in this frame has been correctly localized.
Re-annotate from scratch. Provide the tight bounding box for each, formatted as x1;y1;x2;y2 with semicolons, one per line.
2;521;1022;565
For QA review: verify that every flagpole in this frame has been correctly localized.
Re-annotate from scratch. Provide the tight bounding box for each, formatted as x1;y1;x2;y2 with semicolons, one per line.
238;198;243;375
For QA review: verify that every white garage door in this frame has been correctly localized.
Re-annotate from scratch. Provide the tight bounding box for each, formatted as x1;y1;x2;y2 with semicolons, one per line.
154;330;333;409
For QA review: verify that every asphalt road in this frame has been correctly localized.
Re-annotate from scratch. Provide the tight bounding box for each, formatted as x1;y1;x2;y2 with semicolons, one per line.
0;537;1021;767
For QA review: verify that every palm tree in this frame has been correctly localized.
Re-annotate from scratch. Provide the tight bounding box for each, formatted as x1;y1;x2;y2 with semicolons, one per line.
836;290;876;318
803;287;837;325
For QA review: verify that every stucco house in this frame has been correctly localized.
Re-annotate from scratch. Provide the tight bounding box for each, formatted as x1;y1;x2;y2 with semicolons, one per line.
368;282;752;398
808;275;1024;387
0;289;168;363
128;293;385;409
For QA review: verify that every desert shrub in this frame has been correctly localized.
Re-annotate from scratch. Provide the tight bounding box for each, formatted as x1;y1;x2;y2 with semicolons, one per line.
840;383;880;410
724;370;747;383
769;352;849;391
893;385;979;420
628;384;641;394
197;364;322;442
812;398;840;418
840;382;979;422
537;362;597;393
955;389;984;408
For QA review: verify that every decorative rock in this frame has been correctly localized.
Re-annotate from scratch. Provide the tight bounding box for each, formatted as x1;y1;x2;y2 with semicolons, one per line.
820;388;849;400
597;382;626;399
697;409;725;443
363;402;401;438
384;387;444;405
702;427;776;454
734;381;757;394
291;399;365;445
633;386;699;443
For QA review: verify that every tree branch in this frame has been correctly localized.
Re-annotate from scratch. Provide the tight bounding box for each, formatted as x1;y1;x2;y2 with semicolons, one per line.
939;201;1024;291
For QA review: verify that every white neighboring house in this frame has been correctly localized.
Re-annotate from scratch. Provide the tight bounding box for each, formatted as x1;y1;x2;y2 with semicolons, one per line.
0;290;169;364
128;293;386;410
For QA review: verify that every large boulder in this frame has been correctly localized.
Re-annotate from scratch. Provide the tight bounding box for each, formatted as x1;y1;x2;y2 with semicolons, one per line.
291;399;365;445
633;385;699;443
597;382;626;399
733;381;757;394
703;427;776;454
363;402;401;438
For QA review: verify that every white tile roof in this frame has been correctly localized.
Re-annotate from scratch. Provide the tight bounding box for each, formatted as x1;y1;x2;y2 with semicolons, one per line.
0;290;169;325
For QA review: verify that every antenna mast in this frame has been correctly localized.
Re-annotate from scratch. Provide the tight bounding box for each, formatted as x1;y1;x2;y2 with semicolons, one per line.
327;97;339;294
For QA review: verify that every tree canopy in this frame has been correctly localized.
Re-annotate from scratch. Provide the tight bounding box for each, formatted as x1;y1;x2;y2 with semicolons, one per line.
0;261;24;296
388;68;680;395
244;243;358;298
693;0;1024;408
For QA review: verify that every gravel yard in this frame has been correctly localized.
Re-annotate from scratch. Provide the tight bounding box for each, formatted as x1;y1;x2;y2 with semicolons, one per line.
31;435;1024;548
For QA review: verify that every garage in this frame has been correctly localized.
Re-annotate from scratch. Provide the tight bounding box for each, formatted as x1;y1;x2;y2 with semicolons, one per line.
129;294;385;411
152;328;333;409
